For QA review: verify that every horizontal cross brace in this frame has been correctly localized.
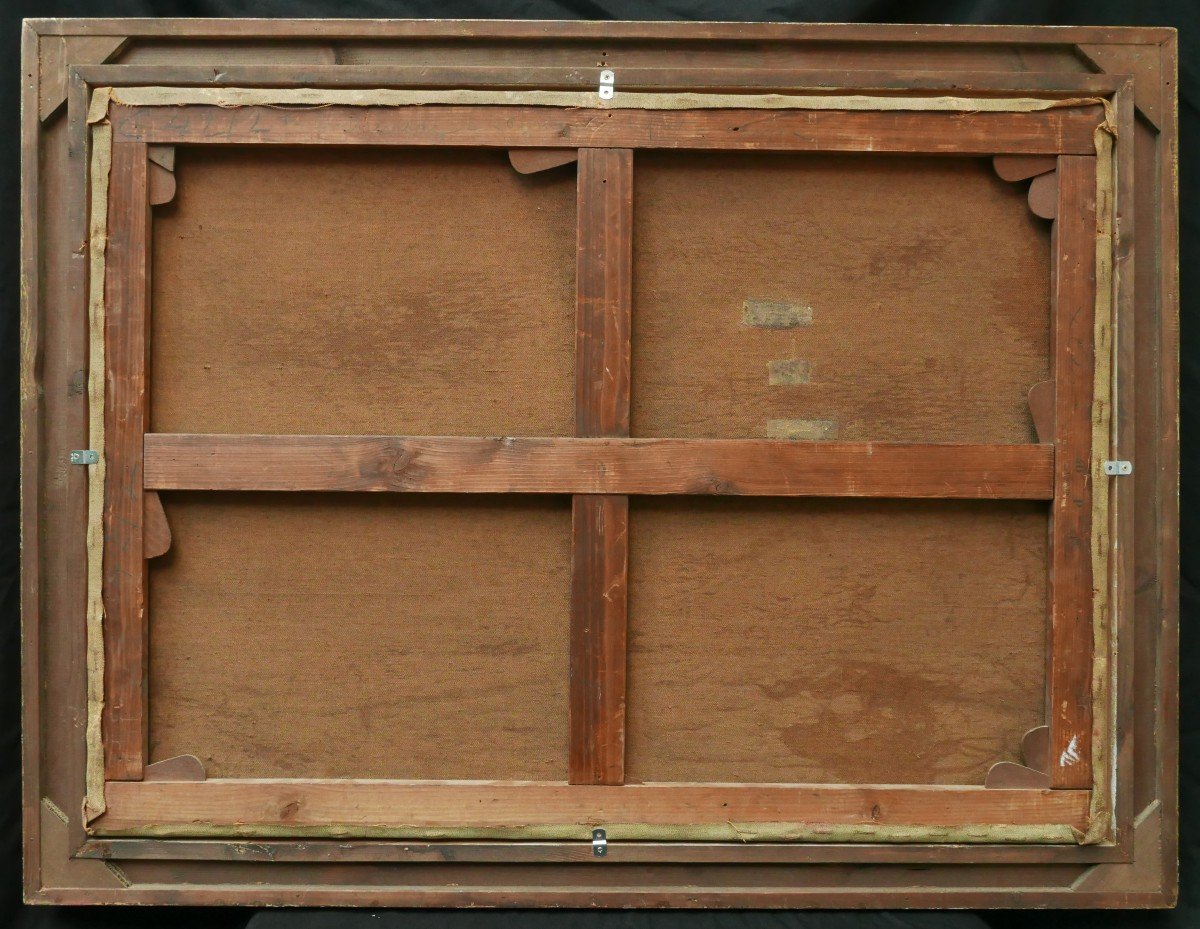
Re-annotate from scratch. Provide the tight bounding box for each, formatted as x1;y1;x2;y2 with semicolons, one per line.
143;434;1053;499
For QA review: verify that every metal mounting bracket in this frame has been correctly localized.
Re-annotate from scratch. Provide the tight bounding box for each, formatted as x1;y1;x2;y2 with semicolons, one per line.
598;69;615;100
592;827;608;857
69;450;99;465
1104;460;1133;476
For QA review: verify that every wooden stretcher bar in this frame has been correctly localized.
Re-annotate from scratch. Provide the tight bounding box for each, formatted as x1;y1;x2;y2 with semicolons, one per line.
142;435;1056;499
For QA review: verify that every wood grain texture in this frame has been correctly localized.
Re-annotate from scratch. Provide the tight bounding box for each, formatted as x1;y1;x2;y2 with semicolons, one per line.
116;38;339;67
32;18;1174;42
73;62;1126;95
35;34;127;121
94;780;1090;835
149;147;575;436
102;138;150;781
631;153;1051;442
1132;99;1166;825
575;149;632;439
1077;43;1165;128
1109;82;1137;848
571;149;633;786
626;498;1049;785
1047;156;1097;789
22;19;1176;908
20;22;48;877
143;435;1055;499
78;834;1125;865
570;496;628;785
148;494;570;780
114;103;1103;155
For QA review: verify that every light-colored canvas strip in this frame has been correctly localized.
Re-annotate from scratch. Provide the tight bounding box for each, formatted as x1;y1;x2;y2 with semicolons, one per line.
83;119;112;823
80;84;1118;844
95;821;1079;844
86;85;1110;120
1081;116;1117;846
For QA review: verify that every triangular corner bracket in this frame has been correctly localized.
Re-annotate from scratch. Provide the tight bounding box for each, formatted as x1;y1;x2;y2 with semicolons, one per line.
1071;801;1167;895
38;34;129;123
1076;43;1163;130
38;798;131;890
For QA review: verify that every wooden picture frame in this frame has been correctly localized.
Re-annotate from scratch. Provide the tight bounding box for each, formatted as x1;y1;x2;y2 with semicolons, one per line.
21;18;1178;908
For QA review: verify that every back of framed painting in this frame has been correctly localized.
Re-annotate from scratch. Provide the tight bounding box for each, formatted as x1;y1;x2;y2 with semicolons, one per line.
20;18;1178;908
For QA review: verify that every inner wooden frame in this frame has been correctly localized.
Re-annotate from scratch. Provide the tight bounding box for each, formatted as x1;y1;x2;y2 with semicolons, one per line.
86;92;1111;843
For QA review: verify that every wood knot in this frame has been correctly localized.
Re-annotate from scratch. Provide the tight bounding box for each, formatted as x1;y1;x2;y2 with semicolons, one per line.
705;473;734;494
375;445;413;486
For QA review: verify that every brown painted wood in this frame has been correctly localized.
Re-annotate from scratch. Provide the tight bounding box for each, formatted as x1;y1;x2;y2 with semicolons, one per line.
22;19;1178;909
1110;82;1138;850
141;490;171;559
36;33;128;122
92;780;1092;835
28;18;1176;43
26;883;1175;910
78;835;1127;865
1028;380;1056;444
986;762;1053;790
147;161;176;206
142;435;1056;499
1023;725;1052;774
102;138;151;781
1077;43;1164;128
570;149;633;786
509;148;578;174
1151;37;1181;900
575;150;632;439
1047;156;1097;789
112;103;1104;155
72;62;1129;97
57;61;96;856
19;21;47;886
143;754;206;782
1029;170;1060;219
993;154;1058;182
570;496;629;785
146;144;175;171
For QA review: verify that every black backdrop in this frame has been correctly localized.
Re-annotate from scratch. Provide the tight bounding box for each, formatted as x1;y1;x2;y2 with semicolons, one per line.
1;2;1195;927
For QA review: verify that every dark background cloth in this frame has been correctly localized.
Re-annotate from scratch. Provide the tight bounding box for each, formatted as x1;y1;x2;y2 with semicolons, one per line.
1;1;1195;927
